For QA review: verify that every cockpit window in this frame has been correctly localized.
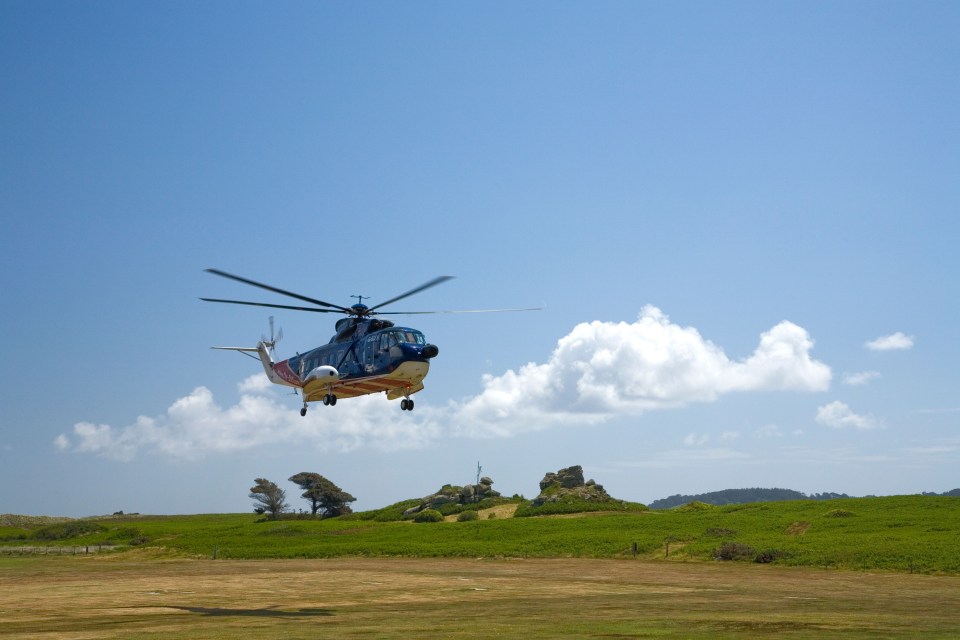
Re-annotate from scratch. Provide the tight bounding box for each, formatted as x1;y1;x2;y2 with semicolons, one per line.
397;330;425;345
377;329;425;349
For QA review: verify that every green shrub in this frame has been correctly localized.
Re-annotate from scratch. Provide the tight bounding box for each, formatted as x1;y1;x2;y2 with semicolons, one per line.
437;503;464;516
755;549;790;564
342;499;420;522
457;510;479;522
675;501;715;512
413;509;443;523
514;498;647;518
32;521;106;541
825;508;854;518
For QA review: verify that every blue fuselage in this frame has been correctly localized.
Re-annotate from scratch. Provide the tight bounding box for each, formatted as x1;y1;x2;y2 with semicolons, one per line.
286;324;434;382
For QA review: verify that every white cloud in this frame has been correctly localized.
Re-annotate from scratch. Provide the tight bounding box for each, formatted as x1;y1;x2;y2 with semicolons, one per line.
56;385;442;461
843;371;880;386
451;306;830;437
58;307;832;459
865;332;914;351
815;401;879;430
237;374;272;393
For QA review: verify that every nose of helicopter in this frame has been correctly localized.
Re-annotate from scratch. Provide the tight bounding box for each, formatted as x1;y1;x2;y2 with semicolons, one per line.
421;344;439;359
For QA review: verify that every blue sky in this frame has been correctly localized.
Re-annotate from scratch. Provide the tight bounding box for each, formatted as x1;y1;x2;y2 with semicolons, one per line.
2;2;957;517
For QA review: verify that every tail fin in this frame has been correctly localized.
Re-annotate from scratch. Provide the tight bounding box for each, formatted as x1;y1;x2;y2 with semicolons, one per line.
211;342;286;386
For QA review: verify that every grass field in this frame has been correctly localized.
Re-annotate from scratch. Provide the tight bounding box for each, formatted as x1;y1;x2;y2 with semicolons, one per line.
1;555;959;639
2;496;959;637
3;495;957;573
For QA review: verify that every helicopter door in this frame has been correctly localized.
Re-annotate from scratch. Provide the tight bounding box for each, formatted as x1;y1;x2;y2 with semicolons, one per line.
362;336;376;373
374;332;395;370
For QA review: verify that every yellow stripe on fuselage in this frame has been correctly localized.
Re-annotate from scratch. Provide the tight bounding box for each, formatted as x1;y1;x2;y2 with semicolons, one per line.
304;360;430;402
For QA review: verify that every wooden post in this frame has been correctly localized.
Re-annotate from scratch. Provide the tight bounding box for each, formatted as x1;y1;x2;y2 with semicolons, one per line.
631;542;638;558
213;545;219;560
665;541;670;558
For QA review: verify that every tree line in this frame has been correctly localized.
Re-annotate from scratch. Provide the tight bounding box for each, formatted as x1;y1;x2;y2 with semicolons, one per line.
249;473;356;520
648;488;850;510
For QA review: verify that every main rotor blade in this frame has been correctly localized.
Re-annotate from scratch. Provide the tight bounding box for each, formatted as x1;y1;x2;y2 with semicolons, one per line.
375;306;543;315
205;269;352;313
368;275;455;313
200;298;342;313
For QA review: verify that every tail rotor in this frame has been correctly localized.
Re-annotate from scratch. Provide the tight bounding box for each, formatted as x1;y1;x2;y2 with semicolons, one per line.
262;316;283;358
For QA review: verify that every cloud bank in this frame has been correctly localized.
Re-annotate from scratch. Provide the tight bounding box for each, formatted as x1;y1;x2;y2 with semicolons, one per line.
55;378;441;462
451;306;830;437
56;307;832;460
865;332;914;351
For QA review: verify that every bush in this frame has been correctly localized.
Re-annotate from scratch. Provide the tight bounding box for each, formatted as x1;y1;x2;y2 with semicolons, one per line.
714;542;756;561
33;521;106;541
755;549;790;564
514;498;647;518
825;509;854;518
675;501;715;512
413;509;443;523
342;499;420;522
457;510;479;522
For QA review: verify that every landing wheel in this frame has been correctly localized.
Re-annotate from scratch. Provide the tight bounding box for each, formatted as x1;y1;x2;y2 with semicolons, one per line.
322;394;337;406
400;398;415;411
300;407;307;417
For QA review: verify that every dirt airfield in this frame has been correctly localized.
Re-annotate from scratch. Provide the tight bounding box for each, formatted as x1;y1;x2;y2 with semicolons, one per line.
2;555;959;638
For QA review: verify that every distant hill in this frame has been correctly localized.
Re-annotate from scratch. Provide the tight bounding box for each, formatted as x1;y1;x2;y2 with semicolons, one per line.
649;488;850;510
650;488;960;509
925;488;960;497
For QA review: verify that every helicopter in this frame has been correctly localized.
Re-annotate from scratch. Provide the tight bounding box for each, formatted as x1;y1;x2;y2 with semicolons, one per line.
201;269;539;416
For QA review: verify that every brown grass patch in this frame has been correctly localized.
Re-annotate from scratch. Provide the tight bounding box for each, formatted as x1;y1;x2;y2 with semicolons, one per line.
785;521;811;535
1;556;959;638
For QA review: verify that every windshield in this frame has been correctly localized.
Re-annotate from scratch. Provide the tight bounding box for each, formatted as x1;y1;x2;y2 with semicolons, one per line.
396;329;425;345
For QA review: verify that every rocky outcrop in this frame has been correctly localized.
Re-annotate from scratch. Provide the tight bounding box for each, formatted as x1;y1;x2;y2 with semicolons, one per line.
402;477;501;518
532;465;611;507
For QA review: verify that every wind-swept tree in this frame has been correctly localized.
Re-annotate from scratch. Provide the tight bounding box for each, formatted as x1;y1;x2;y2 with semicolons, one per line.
288;472;356;518
250;477;288;520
